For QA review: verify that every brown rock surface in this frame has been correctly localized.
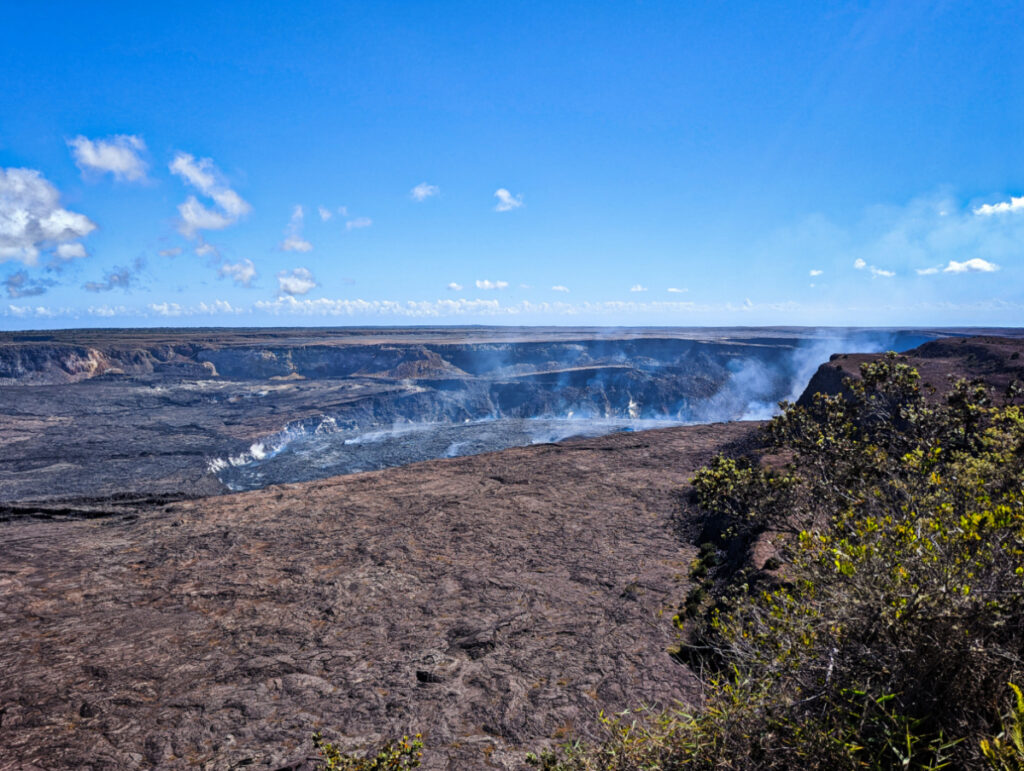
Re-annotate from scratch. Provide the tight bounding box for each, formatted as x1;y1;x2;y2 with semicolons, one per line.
0;422;754;770
799;335;1024;405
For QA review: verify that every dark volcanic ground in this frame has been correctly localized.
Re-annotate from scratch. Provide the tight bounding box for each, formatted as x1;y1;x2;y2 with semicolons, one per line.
0;422;755;770
0;376;404;506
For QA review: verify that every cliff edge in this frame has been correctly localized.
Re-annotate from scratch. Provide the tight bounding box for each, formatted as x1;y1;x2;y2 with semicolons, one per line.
799;335;1024;406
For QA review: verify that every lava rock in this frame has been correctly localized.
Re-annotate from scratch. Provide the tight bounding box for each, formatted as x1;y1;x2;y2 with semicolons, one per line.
0;421;754;769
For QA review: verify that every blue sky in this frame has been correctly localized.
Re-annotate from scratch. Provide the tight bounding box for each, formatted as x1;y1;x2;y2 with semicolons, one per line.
1;0;1023;328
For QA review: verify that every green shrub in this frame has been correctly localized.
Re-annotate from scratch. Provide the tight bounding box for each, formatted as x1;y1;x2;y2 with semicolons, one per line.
981;684;1024;770
532;356;1024;770
312;732;423;770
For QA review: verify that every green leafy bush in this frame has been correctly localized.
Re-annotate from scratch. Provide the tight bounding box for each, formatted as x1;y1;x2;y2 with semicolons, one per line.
532;355;1024;770
312;731;423;770
980;684;1024;770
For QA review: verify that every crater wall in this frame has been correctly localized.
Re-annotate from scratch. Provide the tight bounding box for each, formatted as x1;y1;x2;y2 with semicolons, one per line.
0;327;946;505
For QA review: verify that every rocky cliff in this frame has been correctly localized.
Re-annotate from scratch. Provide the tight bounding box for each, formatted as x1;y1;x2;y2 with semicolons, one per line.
798;335;1024;406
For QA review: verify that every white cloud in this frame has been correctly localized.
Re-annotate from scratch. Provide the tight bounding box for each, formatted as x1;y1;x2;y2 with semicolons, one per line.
809;269;823;277
854;257;893;277
0;168;96;265
494;188;524;212
67;134;147;182
476;279;508;290
196;299;242;314
411;183;440;202
552;285;570;292
255;296;506;318
281;205;313;252
56;243;87;259
667;287;687;293
346;217;372;230
6;304;55;318
943;257;1000;273
973;195;1024;216
247;296;778;319
88;304;125;317
149;302;183;317
169;152;251;237
630;284;648;292
318;206;333;221
277;267;317;296
447;282;463;291
195;241;218;258
177;197;234;234
9;294;1014;324
147;299;241;317
219;258;257;287
338;205;348;217
921;258;1000;275
158;247;182;257
768;190;1024;295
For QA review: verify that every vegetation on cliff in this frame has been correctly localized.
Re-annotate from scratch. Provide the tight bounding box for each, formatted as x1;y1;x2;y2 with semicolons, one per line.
530;355;1024;769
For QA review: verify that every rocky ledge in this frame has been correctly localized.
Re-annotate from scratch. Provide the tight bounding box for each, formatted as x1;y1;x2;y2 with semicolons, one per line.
799;335;1024;405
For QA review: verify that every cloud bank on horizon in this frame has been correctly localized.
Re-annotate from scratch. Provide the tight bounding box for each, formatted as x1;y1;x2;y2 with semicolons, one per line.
1;2;1021;327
